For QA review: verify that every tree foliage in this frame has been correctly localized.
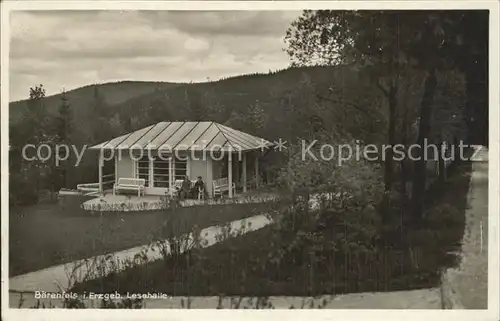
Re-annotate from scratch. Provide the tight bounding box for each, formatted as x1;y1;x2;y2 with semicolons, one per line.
285;10;486;221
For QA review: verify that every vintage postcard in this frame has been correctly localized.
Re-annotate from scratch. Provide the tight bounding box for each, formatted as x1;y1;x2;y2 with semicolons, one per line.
1;1;499;320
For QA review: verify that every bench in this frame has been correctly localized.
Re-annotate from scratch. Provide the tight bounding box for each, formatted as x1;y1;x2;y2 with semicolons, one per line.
212;177;236;198
113;178;146;196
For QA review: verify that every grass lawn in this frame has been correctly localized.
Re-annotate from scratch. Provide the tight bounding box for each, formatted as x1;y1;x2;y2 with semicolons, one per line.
9;196;275;276
72;161;472;296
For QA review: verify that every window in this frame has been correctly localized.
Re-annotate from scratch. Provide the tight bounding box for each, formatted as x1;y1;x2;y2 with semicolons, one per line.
173;157;188;180
153;157;170;188
136;156;150;186
149;154;188;188
135;154;188;188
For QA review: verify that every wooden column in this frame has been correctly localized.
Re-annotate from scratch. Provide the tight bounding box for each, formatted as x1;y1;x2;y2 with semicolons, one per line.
242;152;247;193
235;158;240;189
186;153;191;178
98;151;103;194
169;156;173;196
206;156;213;197
114;152;118;183
255;154;259;189
149;156;154;187
228;153;233;198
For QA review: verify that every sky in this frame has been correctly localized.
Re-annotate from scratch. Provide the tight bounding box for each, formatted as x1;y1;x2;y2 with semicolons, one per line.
9;10;301;102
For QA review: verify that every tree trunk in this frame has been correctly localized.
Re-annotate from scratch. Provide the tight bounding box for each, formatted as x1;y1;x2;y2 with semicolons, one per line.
384;85;397;193
438;137;446;184
465;62;488;146
462;11;489;147
411;68;438;222
400;109;409;197
380;84;398;223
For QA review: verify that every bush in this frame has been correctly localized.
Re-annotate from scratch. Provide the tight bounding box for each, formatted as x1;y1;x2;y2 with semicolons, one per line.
268;135;384;283
425;203;464;229
9;171;39;206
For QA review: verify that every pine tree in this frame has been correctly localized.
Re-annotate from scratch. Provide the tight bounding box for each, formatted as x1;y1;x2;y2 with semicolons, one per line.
55;90;72;142
90;85;109;143
20;85;50;200
52;89;73;189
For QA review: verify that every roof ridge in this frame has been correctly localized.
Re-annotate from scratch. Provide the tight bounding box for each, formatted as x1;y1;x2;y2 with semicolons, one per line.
185;121;215;151
216;125;253;150
213;122;237;151
122;123;157;148
155;121;186;150
143;122;172;149
218;123;264;147
171;122;203;150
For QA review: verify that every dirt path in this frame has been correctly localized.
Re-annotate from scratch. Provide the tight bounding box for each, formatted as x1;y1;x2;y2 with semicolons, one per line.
9;214;272;293
442;146;489;309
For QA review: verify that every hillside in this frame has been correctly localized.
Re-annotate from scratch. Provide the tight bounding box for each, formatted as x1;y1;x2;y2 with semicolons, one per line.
9;65;466;151
10;66;389;146
103;66;387;145
9;81;182;124
9;65;467;206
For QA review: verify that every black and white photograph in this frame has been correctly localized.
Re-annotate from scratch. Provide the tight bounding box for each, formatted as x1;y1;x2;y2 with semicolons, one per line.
1;1;498;319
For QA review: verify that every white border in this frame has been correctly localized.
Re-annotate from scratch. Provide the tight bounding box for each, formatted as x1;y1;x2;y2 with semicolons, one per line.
487;0;500;316
1;1;499;321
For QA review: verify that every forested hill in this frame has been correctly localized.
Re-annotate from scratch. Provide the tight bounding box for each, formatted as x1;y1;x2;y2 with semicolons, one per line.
9;81;181;124
106;66;388;145
9;65;466;206
9;66;390;149
10;64;466;157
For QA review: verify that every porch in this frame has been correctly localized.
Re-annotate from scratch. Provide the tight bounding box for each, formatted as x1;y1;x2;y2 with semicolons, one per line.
81;188;280;212
78;121;274;200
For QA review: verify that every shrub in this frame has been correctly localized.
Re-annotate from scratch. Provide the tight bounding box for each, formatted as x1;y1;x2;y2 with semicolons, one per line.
9;171;39;206
268;135;384;288
424;203;464;229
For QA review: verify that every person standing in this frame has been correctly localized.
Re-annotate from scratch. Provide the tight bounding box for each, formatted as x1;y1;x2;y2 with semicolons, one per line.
179;175;191;200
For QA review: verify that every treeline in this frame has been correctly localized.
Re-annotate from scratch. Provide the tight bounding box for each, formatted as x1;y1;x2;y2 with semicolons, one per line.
284;10;487;223
243;11;487;289
10;60;468;207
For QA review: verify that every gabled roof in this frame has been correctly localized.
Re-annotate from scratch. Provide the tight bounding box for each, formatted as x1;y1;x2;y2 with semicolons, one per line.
90;121;274;152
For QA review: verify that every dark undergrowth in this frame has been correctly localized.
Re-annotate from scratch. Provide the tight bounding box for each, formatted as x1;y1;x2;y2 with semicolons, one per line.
72;161;471;297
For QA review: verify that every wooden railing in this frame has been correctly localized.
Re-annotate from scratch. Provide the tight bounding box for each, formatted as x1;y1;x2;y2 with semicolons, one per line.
102;173;115;189
77;173;115;195
76;183;100;196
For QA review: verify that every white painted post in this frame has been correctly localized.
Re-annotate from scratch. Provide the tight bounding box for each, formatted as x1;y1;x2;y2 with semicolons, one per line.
132;152;137;178
242;152;247;193
98;151;103;194
206;156;213;197
172;156;176;181
169;156;173;197
255;154;259;189
228;153;233;198
149;156;154;188
114;152;118;183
